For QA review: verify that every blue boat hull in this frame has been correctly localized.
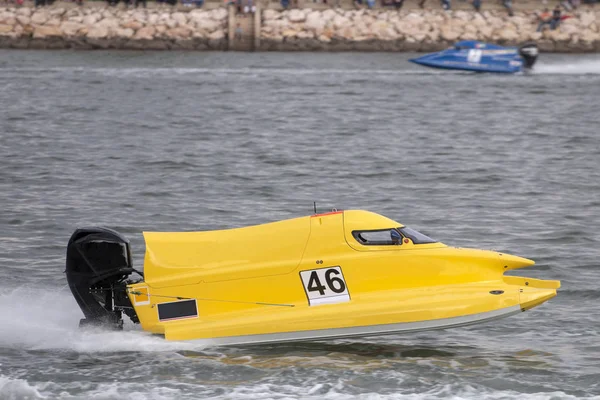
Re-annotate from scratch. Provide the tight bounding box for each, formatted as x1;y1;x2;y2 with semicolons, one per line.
410;41;538;74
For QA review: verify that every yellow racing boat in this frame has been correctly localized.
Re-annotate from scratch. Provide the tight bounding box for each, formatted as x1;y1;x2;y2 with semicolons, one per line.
65;210;559;345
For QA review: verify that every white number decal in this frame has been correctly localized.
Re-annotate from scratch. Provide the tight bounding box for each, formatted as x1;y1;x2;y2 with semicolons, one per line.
300;266;350;306
467;49;482;63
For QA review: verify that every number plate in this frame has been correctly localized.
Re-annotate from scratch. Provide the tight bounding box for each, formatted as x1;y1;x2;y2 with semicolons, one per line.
300;266;350;306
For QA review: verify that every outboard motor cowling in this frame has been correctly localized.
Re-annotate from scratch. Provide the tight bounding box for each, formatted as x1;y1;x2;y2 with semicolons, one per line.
519;43;539;69
66;227;140;329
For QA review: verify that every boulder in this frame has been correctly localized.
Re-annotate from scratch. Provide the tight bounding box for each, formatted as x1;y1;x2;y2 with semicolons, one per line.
579;12;595;28
440;24;461;41
0;24;13;34
115;27;134;39
208;29;224;40
97;18;119;31
87;26;109;39
60;21;85;36
16;15;30;26
134;26;156;40
82;14;99;26
318;34;331;42
33;25;61;38
263;9;278;21
332;14;349;30
165;26;192;39
147;13;158;24
30;11;48;25
122;20;143;30
196;18;221;32
288;9;305;23
210;8;227;21
498;27;519;41
172;12;187;26
16;8;31;17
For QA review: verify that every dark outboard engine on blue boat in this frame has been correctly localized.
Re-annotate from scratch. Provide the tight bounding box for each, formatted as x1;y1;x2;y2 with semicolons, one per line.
66;227;141;329
519;43;539;69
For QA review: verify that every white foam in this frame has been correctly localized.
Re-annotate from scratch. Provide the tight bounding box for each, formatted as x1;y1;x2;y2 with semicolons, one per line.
535;59;600;75
0;286;205;353
0;375;44;400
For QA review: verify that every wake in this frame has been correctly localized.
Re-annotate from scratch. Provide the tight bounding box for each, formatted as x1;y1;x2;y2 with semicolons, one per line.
534;58;600;75
0;285;205;353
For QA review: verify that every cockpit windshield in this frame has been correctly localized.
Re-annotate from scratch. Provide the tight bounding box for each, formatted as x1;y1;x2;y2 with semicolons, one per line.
398;227;436;244
352;227;437;246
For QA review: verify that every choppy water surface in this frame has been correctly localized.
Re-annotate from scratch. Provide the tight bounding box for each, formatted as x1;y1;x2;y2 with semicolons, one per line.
1;50;600;399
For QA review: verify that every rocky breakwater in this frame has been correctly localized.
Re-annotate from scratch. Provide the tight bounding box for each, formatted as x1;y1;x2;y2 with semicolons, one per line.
261;8;600;52
0;6;228;49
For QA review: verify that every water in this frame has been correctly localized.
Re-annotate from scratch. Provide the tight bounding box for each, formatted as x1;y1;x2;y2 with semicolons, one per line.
1;50;600;399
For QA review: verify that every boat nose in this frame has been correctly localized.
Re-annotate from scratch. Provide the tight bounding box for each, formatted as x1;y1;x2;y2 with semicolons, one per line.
498;253;535;271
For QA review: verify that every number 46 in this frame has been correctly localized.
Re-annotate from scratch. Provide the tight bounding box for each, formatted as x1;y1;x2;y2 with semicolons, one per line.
307;269;346;295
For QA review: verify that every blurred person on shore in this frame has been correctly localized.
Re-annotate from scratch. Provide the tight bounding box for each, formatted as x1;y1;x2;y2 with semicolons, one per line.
281;0;290;8
502;0;514;16
393;0;404;9
550;4;562;29
472;0;481;11
441;0;451;10
366;0;375;9
135;0;146;7
536;8;552;31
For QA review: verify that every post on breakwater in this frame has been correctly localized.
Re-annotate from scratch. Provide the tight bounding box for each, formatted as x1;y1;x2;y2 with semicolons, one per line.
227;3;257;51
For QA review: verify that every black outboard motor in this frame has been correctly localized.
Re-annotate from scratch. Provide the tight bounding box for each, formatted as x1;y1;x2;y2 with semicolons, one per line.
66;228;140;329
519;43;539;69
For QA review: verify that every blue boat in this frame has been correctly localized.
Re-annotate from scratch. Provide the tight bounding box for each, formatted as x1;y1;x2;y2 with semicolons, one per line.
410;41;539;74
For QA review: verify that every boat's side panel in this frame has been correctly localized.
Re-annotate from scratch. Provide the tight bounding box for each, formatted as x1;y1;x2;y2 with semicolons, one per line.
186;305;523;346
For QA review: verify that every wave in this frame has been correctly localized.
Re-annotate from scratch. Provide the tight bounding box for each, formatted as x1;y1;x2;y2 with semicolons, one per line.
535;59;600;75
1;374;594;400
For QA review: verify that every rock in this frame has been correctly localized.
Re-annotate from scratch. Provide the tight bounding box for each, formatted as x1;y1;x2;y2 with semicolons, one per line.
321;9;337;22
165;26;192;39
134;26;155;40
46;18;62;27
210;8;227;20
16;15;30;26
208;29;224;40
87;26;109;39
114;27;134;39
0;24;13;34
529;31;542;41
263;9;278;21
579;12;595;28
332;14;349;30
440;24;461;41
49;8;65;17
196;18;220;32
580;29;597;43
282;29;298;38
317;33;331;42
305;11;321;27
122;20;143;30
31;11;48;25
172;12;187;26
83;14;99;26
498;27;519;41
297;30;314;39
288;9;305;23
33;25;61;38
147;13;158;24
97;18;119;31
60;21;85;36
16;8;31;17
